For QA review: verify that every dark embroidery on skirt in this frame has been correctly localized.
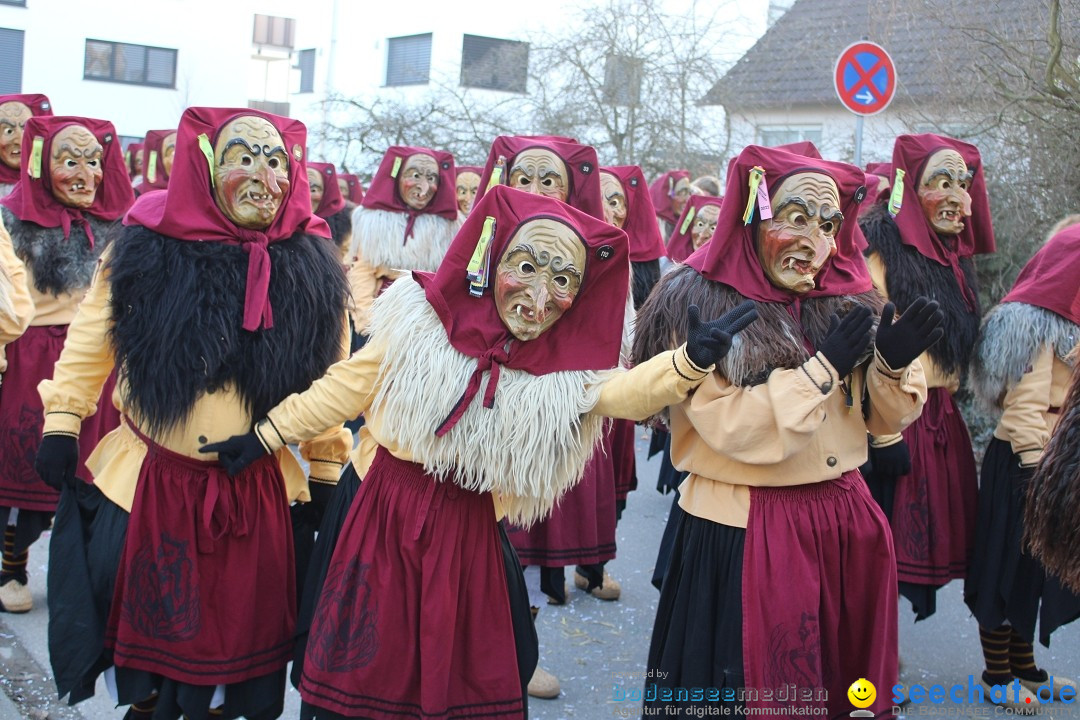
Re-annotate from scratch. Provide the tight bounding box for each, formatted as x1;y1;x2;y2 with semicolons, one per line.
1;405;44;484
765;612;822;690
122;532;201;641
308;557;379;672
899;476;930;563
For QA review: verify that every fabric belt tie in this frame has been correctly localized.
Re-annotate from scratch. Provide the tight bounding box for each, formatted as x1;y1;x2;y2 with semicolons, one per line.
434;345;510;437
198;466;251;554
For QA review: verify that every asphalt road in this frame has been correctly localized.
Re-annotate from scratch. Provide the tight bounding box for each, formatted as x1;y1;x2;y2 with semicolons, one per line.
1;431;1078;719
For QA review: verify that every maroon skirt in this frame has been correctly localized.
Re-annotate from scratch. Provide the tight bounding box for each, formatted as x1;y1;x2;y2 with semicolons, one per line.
105;434;295;686
891;388;977;587
507;427;616;567
0;326;119;512
298;448;524;720
611;418;638;503
743;471;898;718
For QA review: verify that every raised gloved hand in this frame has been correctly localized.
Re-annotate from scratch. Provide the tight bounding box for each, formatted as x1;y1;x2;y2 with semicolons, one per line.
685;301;759;369
818;305;874;377
34;434;80;491
199;431;269;477
874;297;945;369
869;440;912;479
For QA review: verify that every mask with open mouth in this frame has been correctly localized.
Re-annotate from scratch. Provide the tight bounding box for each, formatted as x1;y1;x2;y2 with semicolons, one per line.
494;218;586;341
49;124;104;209
756;172;842;294
0;101;32;172
917;148;972;236
398;153;440;211
212;115;290;230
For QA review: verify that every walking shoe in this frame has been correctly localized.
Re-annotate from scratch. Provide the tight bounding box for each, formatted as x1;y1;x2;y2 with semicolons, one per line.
1018;673;1077;701
978;677;1037;713
574;570;621;601
0;579;31;613
527;666;561;699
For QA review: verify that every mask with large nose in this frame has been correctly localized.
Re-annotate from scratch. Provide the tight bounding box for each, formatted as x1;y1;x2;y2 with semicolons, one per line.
917;148;972;236
508;148;569;202
756;172;842;294
49;124;104;209
397;153;439;211
212;115;290;230
494;218;586;341
0;101;32;171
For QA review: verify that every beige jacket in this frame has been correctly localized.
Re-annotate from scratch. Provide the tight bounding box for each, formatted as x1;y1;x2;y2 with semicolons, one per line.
39;249;352;512
994;346;1073;467
674;350;927;528
0;223;35;371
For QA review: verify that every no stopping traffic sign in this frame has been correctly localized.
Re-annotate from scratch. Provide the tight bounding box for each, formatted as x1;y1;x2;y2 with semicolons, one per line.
834;41;897;115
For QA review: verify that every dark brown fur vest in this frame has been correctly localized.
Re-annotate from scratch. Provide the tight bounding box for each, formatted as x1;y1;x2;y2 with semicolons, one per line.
2;206;114;296
107;226;349;436
860;202;981;379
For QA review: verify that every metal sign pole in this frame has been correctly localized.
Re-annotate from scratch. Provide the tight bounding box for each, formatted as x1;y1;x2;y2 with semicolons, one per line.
854;115;864;167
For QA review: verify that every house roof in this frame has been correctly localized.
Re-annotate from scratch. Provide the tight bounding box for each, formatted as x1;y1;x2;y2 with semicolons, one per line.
703;0;1057;111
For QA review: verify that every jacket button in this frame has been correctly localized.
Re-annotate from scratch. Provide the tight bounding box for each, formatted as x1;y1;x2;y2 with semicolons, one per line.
826;456;838;467
198;435;208;444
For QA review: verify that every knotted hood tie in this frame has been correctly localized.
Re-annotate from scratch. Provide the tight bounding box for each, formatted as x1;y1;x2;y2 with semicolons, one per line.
434;345;510;437
402;211;419;245
240;231;274;331
59;210;95;248
946;252;978;312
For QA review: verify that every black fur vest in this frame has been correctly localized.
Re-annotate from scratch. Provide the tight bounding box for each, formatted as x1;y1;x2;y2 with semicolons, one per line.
2;206;113;296
633;264;884;387
860;203;981;378
107;226;349;436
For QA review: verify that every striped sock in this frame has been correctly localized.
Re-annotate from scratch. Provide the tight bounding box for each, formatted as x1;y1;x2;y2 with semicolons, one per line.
0;525;27;585
1009;628;1048;682
979;624;1013;686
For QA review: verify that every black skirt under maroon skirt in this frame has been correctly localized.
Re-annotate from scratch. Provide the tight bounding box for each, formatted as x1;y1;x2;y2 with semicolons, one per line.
612;419;638;507
47;428;295;720
0;326;120;514
646;471;898;719
507;431;617;569
874;387;977;619
964;438;1080;646
297;449;534;720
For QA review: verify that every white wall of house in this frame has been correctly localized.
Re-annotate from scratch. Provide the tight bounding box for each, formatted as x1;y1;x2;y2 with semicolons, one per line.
1;0;768;164
0;0;338;139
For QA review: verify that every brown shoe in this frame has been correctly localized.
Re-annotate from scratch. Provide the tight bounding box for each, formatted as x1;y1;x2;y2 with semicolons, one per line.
574;570;621;601
0;579;32;613
527;666;560;699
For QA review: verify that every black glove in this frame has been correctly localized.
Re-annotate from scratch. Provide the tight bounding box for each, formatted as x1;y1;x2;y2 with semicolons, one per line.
308;480;336;525
818;305;874;377
869;440;911;480
35;434;80;491
874;298;945;369
685;301;759;369
199;431;269;477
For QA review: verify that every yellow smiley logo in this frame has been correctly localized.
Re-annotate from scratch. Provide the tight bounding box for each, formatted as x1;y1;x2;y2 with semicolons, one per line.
847;678;876;708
